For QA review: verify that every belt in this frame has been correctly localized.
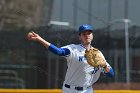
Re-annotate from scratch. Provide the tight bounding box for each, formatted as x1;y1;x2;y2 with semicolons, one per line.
64;84;83;91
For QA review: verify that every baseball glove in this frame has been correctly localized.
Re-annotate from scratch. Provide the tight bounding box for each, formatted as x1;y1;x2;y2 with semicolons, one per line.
84;48;107;68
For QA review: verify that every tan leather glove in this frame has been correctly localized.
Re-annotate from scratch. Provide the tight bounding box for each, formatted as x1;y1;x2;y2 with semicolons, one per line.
85;48;107;68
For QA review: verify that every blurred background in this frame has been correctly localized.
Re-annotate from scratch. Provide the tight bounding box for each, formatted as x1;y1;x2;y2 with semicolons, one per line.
0;0;140;90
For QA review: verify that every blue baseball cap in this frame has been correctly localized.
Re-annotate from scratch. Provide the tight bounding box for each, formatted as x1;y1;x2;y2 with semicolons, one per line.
78;24;93;34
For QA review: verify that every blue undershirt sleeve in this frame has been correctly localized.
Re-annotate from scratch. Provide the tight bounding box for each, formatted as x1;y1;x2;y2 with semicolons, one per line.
104;67;114;77
48;44;70;56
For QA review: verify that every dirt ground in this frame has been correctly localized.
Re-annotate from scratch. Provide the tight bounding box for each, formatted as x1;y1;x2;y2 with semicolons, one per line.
94;82;140;90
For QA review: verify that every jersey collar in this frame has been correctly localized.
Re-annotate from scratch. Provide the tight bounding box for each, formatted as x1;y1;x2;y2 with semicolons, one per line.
80;44;92;49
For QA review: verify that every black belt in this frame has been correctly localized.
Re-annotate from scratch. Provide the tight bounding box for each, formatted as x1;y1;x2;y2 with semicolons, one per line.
64;84;83;91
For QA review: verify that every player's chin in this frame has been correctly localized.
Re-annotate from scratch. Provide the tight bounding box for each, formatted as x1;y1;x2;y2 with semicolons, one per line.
86;40;92;43
86;38;92;41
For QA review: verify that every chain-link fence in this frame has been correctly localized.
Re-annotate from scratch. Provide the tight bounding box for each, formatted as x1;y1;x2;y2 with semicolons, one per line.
0;0;140;89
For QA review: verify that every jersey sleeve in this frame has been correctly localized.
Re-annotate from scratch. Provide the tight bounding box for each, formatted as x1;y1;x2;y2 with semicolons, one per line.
102;62;114;77
61;44;74;59
48;44;70;56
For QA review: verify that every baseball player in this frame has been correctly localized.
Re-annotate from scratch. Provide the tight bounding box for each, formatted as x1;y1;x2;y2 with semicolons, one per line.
27;24;114;93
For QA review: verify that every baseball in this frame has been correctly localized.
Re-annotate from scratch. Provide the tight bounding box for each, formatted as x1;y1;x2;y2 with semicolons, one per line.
27;32;33;40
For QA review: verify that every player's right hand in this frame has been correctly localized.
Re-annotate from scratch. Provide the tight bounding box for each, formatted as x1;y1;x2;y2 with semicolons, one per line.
27;31;41;41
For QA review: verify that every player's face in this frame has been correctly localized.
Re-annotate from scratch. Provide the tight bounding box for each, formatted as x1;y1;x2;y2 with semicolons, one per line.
79;30;93;45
